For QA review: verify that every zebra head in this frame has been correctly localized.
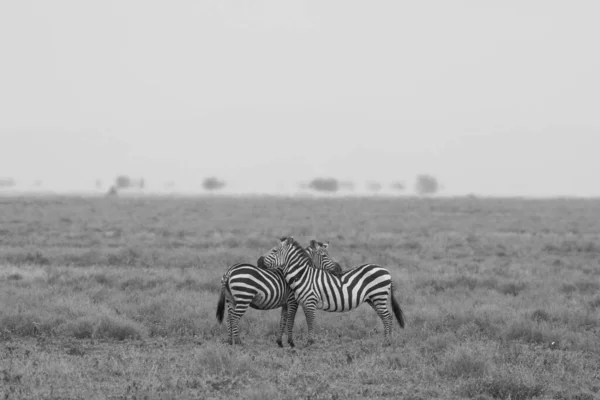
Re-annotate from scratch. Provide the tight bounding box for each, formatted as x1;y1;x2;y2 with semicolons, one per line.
305;239;329;263
306;239;342;274
257;236;307;271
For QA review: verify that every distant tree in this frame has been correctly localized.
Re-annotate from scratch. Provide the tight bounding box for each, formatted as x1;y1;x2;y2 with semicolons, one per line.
115;175;132;189
139;178;145;189
366;181;382;192
0;178;16;188
203;177;226;191
390;182;405;191
415;174;439;196
95;180;102;189
308;178;339;192
106;186;118;197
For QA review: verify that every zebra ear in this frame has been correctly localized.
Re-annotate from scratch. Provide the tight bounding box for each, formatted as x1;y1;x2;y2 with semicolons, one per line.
323;241;329;249
309;239;317;248
286;236;294;244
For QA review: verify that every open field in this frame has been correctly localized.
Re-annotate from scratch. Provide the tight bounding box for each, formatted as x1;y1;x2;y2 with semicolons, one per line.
1;196;600;399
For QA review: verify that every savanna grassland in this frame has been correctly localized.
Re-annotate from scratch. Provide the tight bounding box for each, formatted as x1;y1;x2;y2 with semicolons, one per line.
1;195;600;400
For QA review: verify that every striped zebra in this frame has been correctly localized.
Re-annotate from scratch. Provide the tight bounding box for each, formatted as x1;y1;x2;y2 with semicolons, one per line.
215;242;341;347
256;236;405;345
309;240;344;277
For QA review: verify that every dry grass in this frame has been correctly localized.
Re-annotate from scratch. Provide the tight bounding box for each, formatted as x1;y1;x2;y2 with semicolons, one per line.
1;196;600;399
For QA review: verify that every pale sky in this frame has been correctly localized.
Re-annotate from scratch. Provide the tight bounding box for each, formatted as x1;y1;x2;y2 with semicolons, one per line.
1;1;599;196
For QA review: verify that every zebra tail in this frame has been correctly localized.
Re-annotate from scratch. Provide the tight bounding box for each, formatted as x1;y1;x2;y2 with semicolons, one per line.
216;287;226;324
390;283;405;329
216;274;231;324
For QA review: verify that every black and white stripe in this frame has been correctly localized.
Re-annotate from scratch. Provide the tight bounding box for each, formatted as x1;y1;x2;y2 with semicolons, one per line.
215;242;343;347
216;263;295;347
257;237;405;345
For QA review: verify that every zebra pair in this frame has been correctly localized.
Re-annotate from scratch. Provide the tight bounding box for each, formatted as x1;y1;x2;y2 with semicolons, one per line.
257;237;405;346
216;237;405;346
215;240;339;347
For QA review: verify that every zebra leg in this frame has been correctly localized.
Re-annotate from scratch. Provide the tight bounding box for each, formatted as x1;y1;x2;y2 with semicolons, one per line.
276;304;287;347
302;302;318;346
286;298;299;348
225;302;234;344
228;302;251;345
367;297;393;344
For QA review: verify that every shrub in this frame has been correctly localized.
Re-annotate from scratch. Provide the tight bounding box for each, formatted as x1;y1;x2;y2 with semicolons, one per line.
390;182;405;191
115;175;132;189
203;177;226;191
0;177;16;187
308;178;339;192
415;174;439;196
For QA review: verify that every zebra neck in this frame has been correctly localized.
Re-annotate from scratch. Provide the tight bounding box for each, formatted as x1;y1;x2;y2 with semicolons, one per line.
284;258;311;276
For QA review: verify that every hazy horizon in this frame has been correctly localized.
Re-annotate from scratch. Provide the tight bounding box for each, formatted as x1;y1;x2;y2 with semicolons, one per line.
2;1;599;197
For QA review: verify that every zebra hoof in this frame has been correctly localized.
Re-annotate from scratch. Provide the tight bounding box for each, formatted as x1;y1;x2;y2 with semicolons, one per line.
306;339;315;346
288;339;295;348
276;339;283;348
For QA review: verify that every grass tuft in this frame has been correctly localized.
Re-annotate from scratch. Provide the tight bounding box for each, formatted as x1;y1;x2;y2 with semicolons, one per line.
60;317;96;339
496;282;527;296
198;347;256;377
543;240;600;254
94;316;147;340
438;349;488;379
530;309;551;322
504;321;545;344
458;370;545;400
8;251;51;266
589;296;600;310
6;273;23;281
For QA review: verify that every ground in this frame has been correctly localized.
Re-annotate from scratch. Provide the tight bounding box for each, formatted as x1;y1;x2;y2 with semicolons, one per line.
1;196;599;399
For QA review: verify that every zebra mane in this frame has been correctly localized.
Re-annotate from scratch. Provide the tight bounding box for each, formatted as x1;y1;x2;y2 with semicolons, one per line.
287;237;318;268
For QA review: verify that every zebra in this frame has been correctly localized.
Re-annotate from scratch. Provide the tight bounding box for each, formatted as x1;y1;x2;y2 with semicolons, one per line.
256;236;405;345
307;240;344;276
215;241;342;347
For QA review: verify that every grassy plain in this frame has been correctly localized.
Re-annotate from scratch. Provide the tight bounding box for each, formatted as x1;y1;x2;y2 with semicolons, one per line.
1;195;600;399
